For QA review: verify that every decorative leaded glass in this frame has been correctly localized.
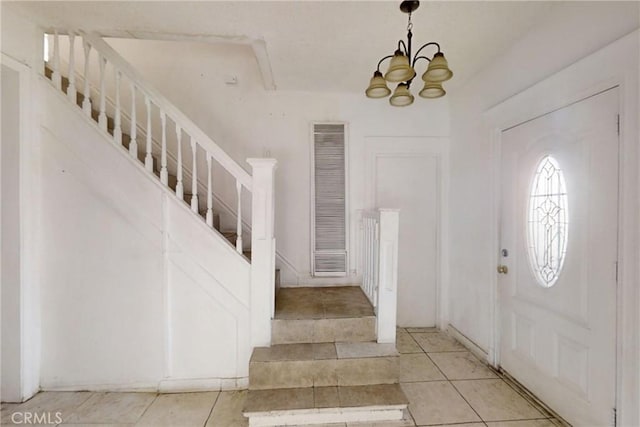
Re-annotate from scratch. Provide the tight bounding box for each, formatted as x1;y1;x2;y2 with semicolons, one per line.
527;156;569;287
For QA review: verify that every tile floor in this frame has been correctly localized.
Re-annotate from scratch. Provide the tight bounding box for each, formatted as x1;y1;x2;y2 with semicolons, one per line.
0;329;566;427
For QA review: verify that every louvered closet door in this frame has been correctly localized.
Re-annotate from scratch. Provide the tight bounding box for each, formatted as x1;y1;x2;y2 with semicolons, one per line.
313;124;347;276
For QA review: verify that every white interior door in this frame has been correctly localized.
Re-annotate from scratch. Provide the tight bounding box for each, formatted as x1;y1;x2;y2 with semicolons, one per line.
375;154;438;327
498;88;619;426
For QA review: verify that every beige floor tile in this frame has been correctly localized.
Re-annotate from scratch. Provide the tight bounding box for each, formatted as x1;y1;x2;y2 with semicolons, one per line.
338;384;408;407
314;343;338;359
347;420;415;426
401;381;481;425
58;424;135;427
243;388;314;412
335;342;397;358
65;392;156;424
452;380;544;422
314;386;339;408
136;392;217;426
250;360;315;389
1;391;94;425
336;357;398;386
206;390;247;427
421;424;485;427
252;343;315;361
396;332;423;354
271;319;315;344
486;420;558;427
400;353;446;382
428;352;498;380
412;332;466;352
291;424;346;427
405;327;439;333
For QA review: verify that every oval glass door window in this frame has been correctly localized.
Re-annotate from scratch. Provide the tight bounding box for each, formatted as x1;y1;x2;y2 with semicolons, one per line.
527;155;569;287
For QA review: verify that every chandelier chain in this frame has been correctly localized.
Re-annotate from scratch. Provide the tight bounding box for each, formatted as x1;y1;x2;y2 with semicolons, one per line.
407;12;413;31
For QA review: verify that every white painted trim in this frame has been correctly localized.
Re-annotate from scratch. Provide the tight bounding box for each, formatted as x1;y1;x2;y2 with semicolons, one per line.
447;324;488;362
363;136;450;329
250;39;276;91
159;376;248;393
1;53;41;402
41;377;249;393
245;405;405;427
484;30;639;426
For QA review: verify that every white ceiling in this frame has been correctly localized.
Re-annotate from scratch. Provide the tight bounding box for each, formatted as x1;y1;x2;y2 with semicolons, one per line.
8;1;560;93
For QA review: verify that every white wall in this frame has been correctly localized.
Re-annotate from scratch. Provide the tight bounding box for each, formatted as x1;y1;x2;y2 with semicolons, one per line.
37;80;252;391
1;4;44;70
1;64;23;402
448;2;639;425
1;5;44;402
101;38;450;285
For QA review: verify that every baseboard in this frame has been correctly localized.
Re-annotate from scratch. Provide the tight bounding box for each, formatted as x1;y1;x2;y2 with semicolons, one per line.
447;324;489;362
283;275;361;287
159;376;248;393
40;381;159;393
40;377;249;393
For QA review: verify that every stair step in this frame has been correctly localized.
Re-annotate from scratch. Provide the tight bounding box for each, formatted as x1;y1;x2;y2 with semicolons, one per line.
272;316;376;345
243;384;408;426
271;286;376;344
249;342;398;390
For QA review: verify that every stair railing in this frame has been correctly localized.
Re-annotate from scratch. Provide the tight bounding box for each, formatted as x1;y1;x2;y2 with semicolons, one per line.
360;209;400;344
45;30;276;347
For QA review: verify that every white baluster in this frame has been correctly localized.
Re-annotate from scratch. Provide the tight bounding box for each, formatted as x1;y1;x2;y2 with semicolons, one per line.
366;218;370;296
82;38;91;116
160;111;168;185
206;154;213;227
144;97;153;172
175;125;184;198
52;30;61;90
113;70;122;145
66;33;76;102
129;83;137;156
236;180;243;253
190;139;199;212
98;53;107;131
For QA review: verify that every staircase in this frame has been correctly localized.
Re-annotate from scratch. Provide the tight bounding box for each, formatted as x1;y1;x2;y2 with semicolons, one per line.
42;66;275;279
243;286;409;426
42;32;403;417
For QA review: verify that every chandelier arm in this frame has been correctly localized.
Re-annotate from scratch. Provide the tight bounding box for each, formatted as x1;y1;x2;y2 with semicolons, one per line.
397;40;409;56
412;55;431;68
376;55;394;72
411;42;441;65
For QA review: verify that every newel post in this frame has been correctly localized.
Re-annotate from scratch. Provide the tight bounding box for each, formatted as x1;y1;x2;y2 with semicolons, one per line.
247;158;277;347
376;209;400;344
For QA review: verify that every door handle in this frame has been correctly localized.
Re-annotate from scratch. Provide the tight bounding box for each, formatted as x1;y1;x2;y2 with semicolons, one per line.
497;265;509;274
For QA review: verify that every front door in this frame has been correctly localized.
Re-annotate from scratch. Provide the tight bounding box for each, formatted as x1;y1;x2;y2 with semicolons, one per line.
498;88;619;426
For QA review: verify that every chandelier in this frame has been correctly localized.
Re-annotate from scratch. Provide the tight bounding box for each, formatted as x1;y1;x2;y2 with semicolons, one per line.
365;0;453;106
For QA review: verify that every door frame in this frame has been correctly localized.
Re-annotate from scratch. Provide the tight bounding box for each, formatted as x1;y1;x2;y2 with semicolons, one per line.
363;136;450;329
484;31;638;425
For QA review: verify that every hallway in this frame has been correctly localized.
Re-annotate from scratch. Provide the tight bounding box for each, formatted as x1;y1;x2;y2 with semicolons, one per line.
1;328;565;426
